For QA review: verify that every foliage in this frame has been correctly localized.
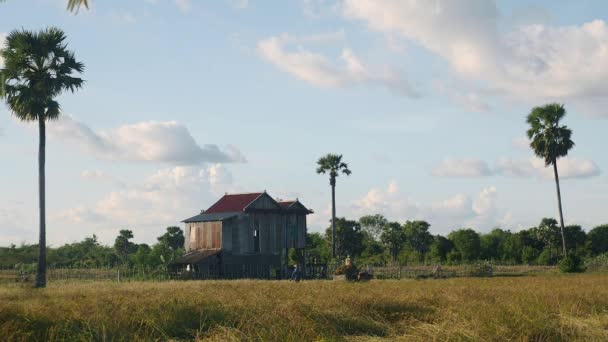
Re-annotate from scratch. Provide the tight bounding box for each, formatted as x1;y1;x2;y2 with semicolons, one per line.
537;248;558;265
559;254;585;273
1;28;84;120
380;222;406;262
316;154;352;184
359;214;388;241
563;225;586;255
157;227;185;250
403;220;433;261
587;225;608;256
114;230;137;263
304;232;331;262
584;253;608;272
526;103;574;166
448;229;481;262
324;217;364;259
521;246;540;265
429;235;453;262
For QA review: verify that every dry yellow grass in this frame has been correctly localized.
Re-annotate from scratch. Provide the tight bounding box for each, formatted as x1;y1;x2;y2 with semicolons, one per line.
1;274;607;341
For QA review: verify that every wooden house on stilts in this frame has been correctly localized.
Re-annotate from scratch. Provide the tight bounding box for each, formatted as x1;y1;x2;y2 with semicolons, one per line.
171;192;313;279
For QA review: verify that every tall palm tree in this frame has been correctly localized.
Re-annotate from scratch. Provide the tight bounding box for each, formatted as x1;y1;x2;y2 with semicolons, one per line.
526;103;574;257
1;28;84;287
316;154;351;258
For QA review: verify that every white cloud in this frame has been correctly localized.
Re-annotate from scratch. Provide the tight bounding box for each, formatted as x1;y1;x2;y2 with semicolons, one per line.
175;0;191;13
512;136;531;150
48;116;246;165
497;157;600;179
346;181;504;233
432;159;492;178
0;32;7;67
54;164;236;243
340;0;608;116
301;0;337;19
257;33;417;96
228;0;249;9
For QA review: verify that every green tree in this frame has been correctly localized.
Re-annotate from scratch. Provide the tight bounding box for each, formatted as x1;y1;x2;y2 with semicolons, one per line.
131;244;151;267
533;218;562;259
403;220;433;261
448;229;481;262
380;222;406;262
305;232;331;262
316;154;351;258
429;235;453;263
324;217;363;259
359;214;388;241
526;103;575;256
586;224;608;256
157;226;185;250
114;230;136;264
1;28;84;287
563;225;586;255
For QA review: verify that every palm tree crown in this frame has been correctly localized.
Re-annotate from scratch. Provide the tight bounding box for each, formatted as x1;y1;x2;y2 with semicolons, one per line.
1;27;84;120
316;154;351;186
526;103;574;166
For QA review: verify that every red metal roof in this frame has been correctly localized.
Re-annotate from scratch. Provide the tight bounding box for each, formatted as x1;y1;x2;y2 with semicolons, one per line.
205;193;263;213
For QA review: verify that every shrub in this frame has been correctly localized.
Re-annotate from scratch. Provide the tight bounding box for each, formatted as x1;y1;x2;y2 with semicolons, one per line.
537;248;557;265
559;254;585;273
584;253;608;272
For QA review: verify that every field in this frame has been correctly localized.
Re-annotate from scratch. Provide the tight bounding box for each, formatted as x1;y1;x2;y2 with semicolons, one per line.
1;274;608;341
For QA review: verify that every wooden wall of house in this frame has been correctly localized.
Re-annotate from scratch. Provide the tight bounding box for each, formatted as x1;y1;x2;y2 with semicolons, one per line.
185;221;222;251
184;213;307;255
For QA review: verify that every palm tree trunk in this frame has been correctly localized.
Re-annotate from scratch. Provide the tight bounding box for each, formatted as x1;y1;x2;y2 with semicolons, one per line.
553;160;567;256
331;180;336;259
35;117;46;288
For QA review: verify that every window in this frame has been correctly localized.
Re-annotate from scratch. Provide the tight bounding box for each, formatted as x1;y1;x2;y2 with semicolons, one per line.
253;219;260;253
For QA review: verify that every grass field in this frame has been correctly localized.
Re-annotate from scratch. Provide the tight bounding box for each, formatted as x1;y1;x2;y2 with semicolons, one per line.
1;275;608;341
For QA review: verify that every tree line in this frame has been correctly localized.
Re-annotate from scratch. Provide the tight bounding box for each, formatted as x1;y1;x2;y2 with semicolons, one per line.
0;227;184;270
304;215;608;267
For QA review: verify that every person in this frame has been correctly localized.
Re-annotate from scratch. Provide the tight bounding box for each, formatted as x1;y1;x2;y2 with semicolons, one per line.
290;263;301;282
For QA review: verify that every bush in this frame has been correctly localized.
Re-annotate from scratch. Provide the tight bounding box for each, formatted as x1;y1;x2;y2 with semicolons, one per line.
537;248;557;265
559;254;585;273
584;253;608;272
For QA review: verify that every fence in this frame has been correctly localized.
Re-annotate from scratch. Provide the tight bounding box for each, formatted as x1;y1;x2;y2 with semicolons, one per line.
0;264;559;284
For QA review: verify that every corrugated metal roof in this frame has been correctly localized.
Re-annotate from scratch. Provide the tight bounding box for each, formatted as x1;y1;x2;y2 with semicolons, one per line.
205;193;263;213
278;201;295;208
171;249;221;264
182;211;240;223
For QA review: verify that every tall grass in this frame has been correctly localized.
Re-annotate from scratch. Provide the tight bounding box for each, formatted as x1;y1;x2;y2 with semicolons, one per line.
1;275;608;341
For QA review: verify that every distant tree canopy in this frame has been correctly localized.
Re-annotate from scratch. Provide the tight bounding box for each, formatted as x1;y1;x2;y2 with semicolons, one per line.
0;227;184;269
448;229;481;262
587;225;608;256
2;217;607;269
325;217;364;259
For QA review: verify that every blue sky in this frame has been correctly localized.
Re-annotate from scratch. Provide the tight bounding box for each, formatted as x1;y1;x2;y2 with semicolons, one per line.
1;0;607;246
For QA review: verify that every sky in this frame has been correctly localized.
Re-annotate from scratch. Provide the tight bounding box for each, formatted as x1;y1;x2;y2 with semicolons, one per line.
1;0;607;246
